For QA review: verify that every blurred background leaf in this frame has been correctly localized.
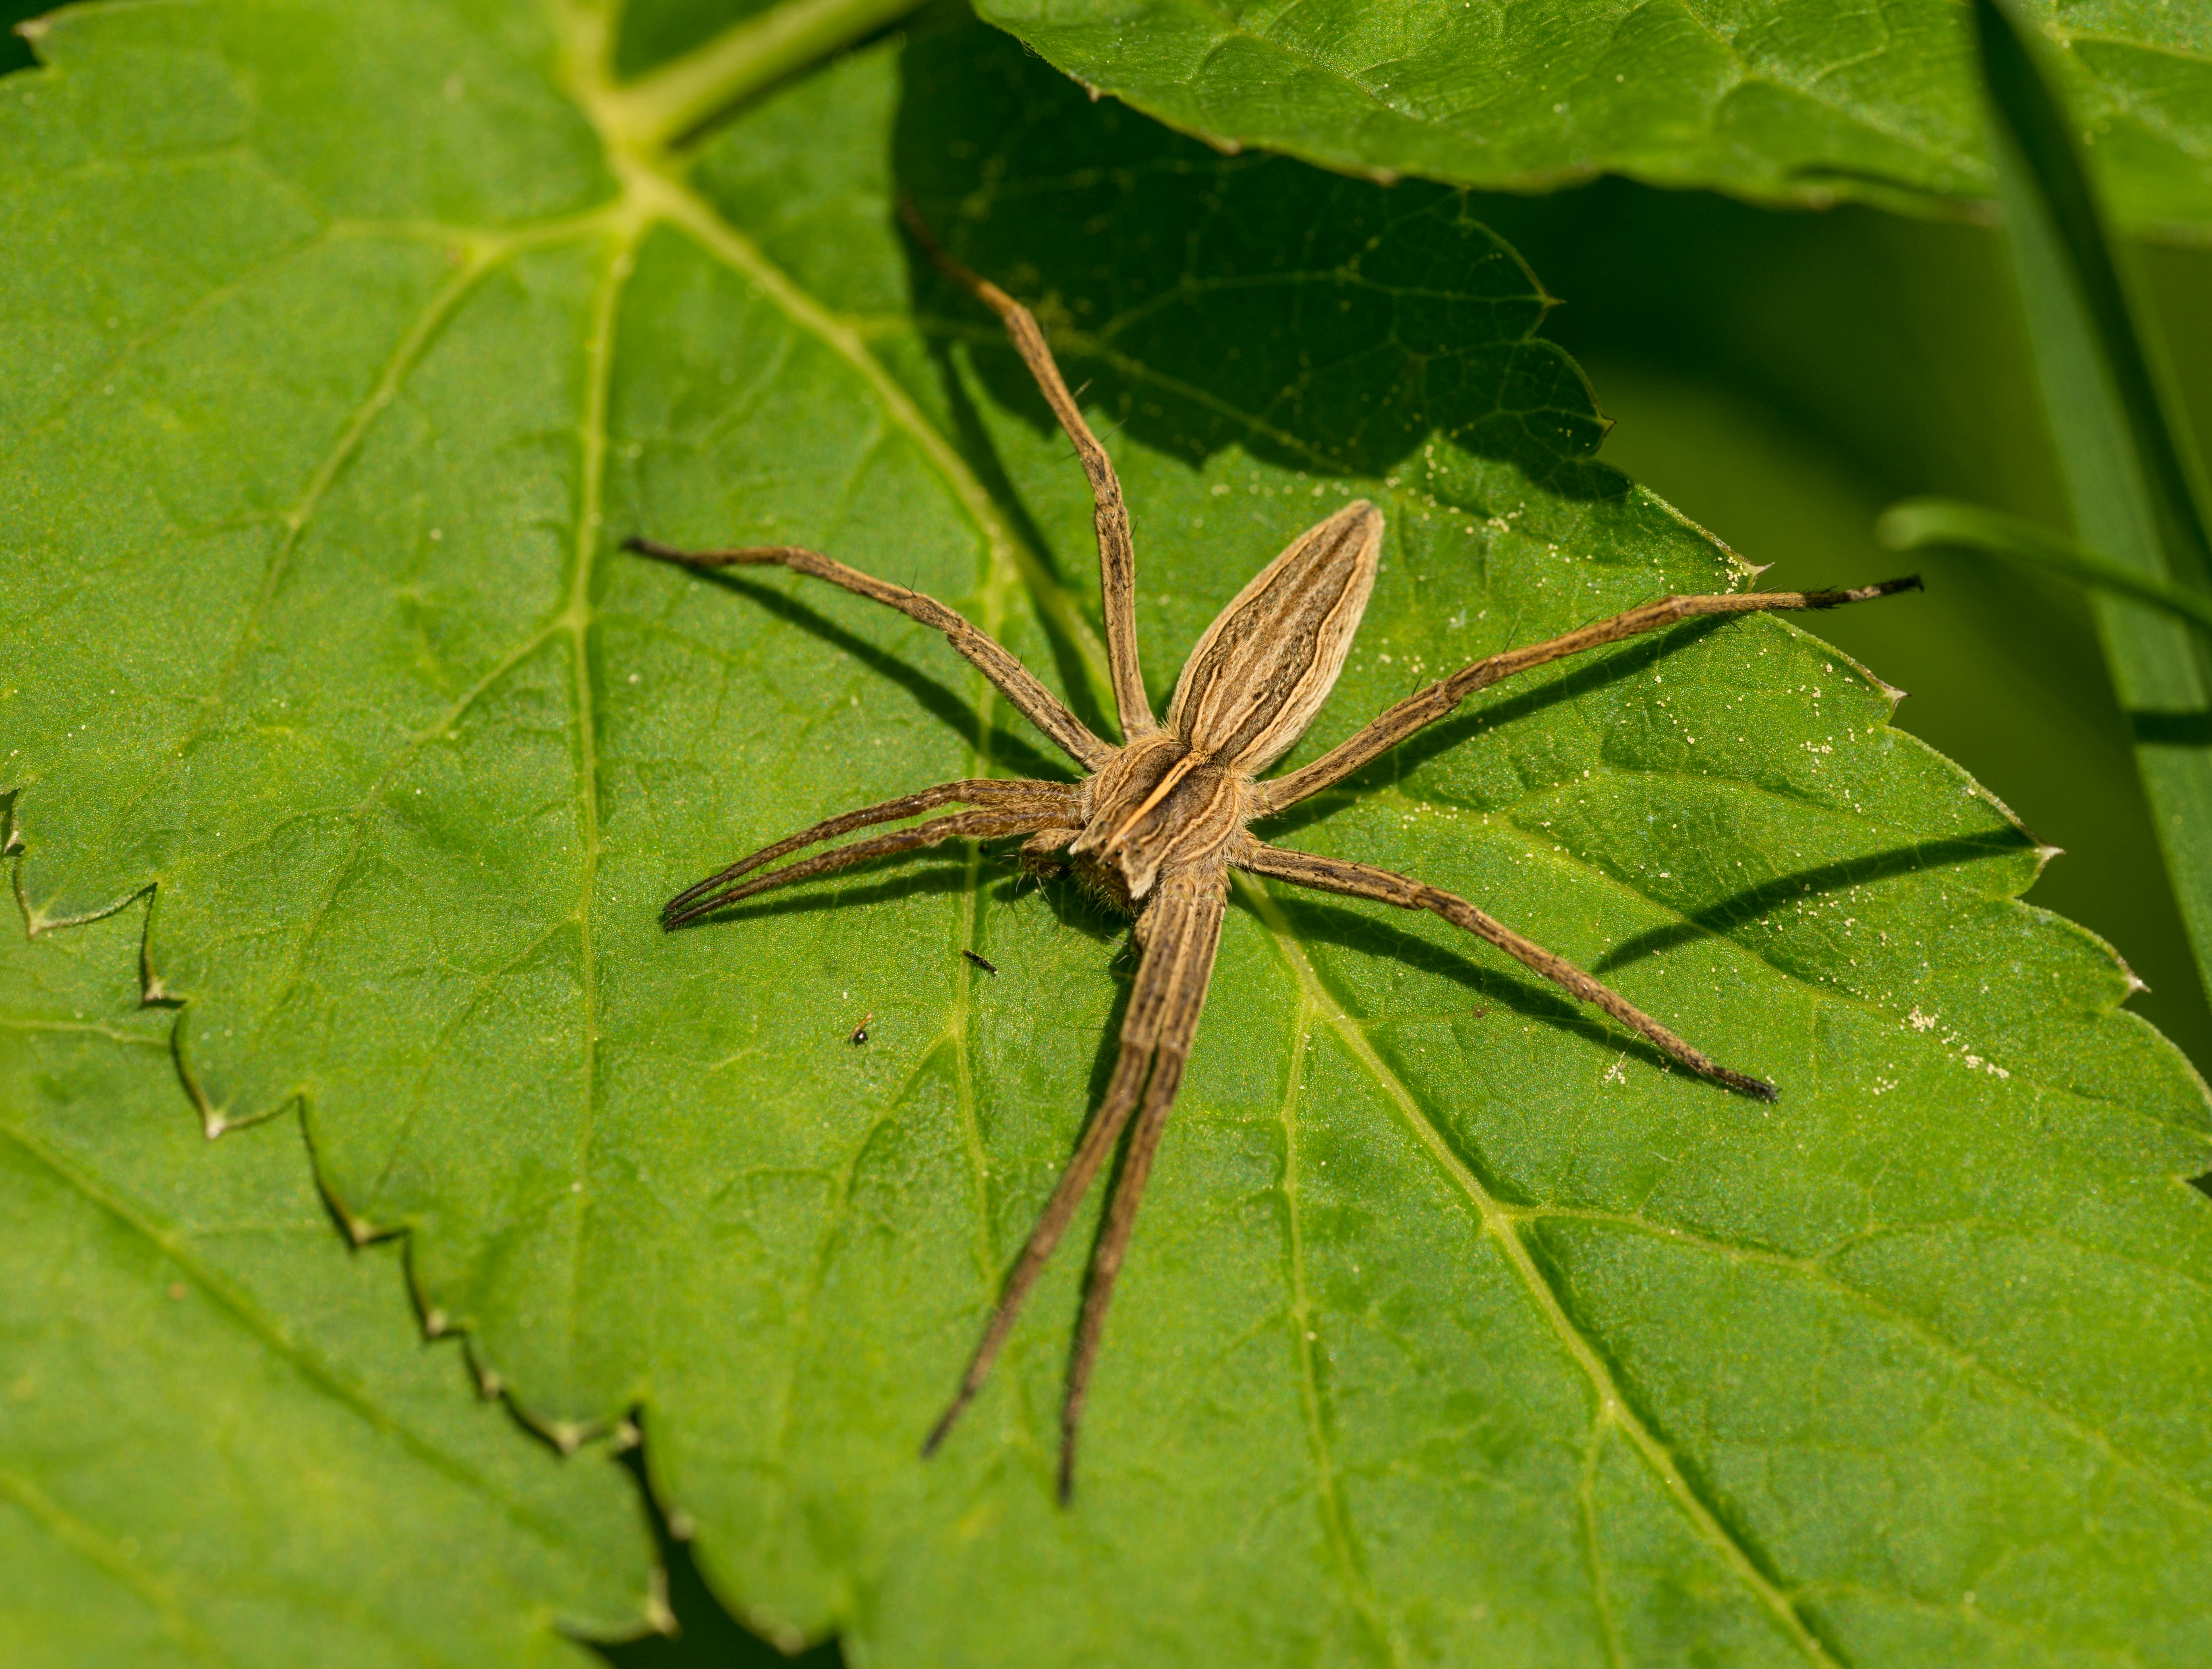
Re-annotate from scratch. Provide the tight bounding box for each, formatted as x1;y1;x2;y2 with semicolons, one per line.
1879;497;2212;640
1961;0;2212;1051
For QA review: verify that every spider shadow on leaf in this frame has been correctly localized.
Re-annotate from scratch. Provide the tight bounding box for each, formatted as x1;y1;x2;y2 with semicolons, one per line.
888;12;1632;519
1261;890;1696;1092
670;566;1076;786
1592;832;2031;974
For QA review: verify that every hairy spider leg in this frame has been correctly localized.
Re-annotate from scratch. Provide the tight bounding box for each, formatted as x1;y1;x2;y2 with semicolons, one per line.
923;868;1226;1481
624;537;1112;770
1258;577;1923;814
1055;869;1226;1499
1239;839;1775;1099
663;807;1071;929
900;199;1157;743
660;779;1078;925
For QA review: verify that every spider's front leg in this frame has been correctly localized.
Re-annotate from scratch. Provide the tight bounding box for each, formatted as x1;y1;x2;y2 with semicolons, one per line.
1258;576;1921;815
662;781;1081;928
898;200;1158;745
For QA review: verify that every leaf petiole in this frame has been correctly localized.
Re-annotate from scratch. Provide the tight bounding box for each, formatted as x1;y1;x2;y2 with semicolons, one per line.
591;0;930;151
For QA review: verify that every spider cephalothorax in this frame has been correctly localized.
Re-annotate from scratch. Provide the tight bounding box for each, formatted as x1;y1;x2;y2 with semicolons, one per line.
624;207;1915;1500
1033;498;1380;912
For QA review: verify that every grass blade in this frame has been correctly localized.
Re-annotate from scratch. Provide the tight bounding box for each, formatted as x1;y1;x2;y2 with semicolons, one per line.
1975;0;2212;1006
1879;497;2212;640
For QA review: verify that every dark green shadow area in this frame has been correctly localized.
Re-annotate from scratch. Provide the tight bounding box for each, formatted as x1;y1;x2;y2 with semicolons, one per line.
2;1;53;76
889;12;1621;498
612;0;786;84
593;1445;844;1669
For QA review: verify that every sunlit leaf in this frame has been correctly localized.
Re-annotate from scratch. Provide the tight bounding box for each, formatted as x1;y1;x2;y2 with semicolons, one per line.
5;4;2210;1663
0;890;657;1665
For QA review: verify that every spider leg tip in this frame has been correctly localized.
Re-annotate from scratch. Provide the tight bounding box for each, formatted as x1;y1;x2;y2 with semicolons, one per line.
1708;1063;1779;1103
919;1412;956;1460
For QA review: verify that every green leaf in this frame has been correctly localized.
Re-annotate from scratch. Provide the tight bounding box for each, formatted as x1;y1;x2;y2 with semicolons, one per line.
972;0;2212;236
0;883;659;1665
1878;493;2212;638
6;3;2212;1664
1975;0;2212;1022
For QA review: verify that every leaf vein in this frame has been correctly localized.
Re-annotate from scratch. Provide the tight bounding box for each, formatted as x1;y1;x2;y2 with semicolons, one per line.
1235;872;1839;1666
0;1120;591;1556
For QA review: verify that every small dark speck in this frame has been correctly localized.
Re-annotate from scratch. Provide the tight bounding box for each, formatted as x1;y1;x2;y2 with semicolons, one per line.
963;950;999;974
848;1010;873;1046
1469;1007;1488;1020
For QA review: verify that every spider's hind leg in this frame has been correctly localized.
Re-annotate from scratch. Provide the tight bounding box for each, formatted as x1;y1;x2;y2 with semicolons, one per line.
1238;838;1777;1100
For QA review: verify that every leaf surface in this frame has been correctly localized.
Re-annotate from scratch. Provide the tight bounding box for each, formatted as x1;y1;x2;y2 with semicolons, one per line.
5;4;2212;1665
973;0;2212;236
0;892;657;1665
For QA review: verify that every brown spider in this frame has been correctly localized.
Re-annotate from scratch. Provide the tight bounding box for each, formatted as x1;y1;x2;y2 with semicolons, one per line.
623;208;1916;1501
